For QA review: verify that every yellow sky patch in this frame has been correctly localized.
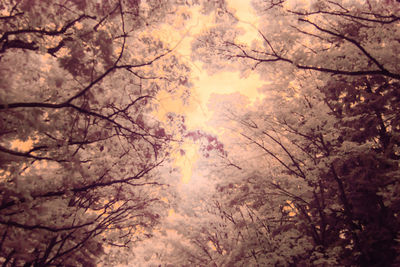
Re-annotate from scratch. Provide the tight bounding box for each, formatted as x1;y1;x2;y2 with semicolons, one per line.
11;138;34;152
153;1;264;184
147;0;268;187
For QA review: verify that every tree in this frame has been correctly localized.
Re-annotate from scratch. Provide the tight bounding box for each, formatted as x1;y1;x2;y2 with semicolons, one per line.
0;0;192;265
189;0;400;266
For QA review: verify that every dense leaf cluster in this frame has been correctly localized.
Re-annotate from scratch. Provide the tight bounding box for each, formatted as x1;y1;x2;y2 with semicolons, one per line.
147;0;400;266
0;0;192;265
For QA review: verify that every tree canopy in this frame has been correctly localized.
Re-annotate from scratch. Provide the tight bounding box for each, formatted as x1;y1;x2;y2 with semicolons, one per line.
1;0;400;266
0;0;194;265
163;0;400;266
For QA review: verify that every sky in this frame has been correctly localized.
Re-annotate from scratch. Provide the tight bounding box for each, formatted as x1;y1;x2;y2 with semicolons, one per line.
154;0;264;184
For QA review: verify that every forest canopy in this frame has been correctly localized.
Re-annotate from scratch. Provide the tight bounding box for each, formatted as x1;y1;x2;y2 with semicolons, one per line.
1;0;400;266
0;0;195;265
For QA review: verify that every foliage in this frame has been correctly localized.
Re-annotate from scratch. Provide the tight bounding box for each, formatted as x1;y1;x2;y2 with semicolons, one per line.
2;0;400;266
172;0;400;266
0;0;193;265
